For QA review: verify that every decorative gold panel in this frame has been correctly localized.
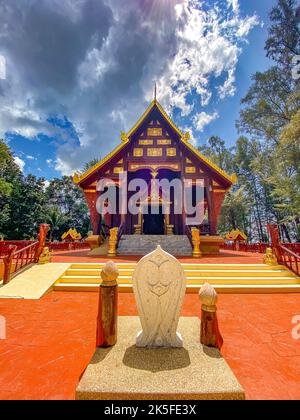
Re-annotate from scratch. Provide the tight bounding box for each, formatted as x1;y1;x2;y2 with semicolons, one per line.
133;148;144;157
113;167;124;174
167;148;177;157
186;158;192;163
139;140;153;145
147;148;163;157
157;139;172;145
117;159;123;164
147;127;162;137
186;167;196;174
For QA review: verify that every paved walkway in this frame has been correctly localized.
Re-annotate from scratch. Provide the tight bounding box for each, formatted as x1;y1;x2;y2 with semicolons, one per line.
0;291;299;400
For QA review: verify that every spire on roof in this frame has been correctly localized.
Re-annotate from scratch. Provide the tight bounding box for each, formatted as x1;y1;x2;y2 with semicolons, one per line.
154;82;157;101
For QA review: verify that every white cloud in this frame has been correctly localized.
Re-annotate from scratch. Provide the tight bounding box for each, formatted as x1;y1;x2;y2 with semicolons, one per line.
0;0;259;175
43;180;50;189
192;112;219;132
0;55;6;80
14;156;25;172
26;155;35;160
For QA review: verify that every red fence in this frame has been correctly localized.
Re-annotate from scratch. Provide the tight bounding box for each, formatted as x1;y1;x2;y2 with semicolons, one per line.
1;241;90;253
220;242;269;254
45;242;90;251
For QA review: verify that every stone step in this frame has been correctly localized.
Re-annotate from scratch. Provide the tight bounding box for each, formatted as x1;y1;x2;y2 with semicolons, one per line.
53;283;300;294
68;263;285;270
58;275;300;285
117;235;192;256
65;268;295;278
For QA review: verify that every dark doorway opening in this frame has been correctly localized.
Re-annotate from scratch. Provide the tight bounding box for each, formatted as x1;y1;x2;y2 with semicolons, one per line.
143;207;165;235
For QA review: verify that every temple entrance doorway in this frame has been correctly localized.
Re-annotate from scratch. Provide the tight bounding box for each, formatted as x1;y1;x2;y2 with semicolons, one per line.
143;205;165;235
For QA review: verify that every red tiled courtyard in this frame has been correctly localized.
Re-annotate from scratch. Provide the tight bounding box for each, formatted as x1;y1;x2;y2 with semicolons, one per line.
1;289;300;400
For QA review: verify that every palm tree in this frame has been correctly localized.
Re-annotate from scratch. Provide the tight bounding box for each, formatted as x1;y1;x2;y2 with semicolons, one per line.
46;208;66;241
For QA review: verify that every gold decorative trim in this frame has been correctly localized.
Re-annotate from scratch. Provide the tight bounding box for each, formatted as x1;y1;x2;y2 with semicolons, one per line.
83;189;96;193
147;127;162;137
157;139;172;145
186;167;196;174
147;148;163;157
167;148;177;157
113;167;124;174
139;140;153;145
129;163;180;172
133;148;144;157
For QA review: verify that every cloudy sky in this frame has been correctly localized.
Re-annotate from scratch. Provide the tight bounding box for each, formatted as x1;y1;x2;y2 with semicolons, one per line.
0;0;277;179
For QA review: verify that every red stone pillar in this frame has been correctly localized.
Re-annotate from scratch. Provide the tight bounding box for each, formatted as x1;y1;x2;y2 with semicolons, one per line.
96;261;119;348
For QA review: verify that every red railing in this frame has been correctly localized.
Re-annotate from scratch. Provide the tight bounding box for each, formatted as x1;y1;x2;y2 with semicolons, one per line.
2;242;39;285
1;240;90;253
0;224;50;285
282;243;300;255
277;245;300;276
220;242;269;254
45;242;90;251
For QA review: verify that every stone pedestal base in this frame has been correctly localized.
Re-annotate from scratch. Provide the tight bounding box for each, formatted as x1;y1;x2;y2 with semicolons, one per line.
76;317;245;400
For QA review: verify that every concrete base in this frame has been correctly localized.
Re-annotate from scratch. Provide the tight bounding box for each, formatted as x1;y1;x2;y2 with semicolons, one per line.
76;317;245;400
200;236;224;255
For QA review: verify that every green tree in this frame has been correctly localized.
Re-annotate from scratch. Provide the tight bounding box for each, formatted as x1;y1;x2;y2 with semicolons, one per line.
6;175;47;239
46;207;67;241
45;176;90;239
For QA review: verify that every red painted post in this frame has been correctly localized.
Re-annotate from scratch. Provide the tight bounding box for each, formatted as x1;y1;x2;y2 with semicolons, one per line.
266;224;281;261
96;261;119;348
34;224;50;263
3;245;17;285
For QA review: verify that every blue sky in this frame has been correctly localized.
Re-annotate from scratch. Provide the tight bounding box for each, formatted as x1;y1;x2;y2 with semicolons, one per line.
0;0;278;179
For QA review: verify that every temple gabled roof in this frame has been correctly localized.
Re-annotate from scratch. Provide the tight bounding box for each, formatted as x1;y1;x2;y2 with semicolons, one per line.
73;100;237;186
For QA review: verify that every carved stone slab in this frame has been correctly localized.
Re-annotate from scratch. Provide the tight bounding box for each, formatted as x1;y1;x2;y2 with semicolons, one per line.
132;245;186;348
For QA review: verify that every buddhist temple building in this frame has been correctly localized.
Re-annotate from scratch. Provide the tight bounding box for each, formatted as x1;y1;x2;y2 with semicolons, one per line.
73;99;236;243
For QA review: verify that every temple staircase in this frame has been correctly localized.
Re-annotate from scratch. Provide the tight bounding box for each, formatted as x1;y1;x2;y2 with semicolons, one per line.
117;235;192;256
54;263;300;293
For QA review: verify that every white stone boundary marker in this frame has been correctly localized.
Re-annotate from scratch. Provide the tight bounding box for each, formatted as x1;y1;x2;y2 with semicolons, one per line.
132;245;186;348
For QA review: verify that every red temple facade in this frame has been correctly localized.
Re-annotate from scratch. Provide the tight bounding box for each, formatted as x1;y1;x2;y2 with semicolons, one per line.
74;100;236;239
